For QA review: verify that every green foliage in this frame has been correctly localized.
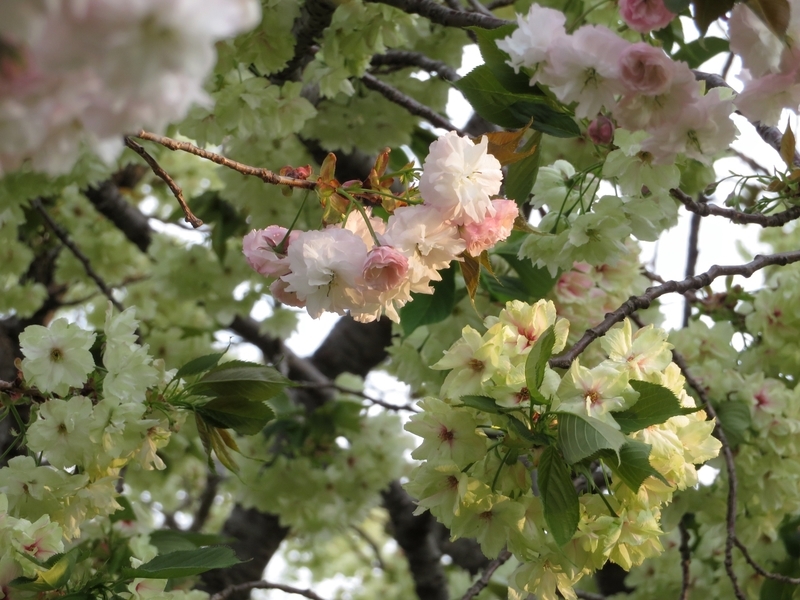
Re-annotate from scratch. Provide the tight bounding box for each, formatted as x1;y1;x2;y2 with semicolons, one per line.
538;446;580;545
598;441;669;492
525;324;555;403
122;547;242;579
399;266;459;335
613;380;700;434
556;412;626;464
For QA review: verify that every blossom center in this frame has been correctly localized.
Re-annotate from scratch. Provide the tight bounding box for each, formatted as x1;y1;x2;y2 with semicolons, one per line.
50;347;64;362
468;358;485;372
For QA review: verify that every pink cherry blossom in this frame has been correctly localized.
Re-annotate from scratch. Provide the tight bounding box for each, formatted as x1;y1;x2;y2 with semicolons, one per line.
419;132;503;226
541;25;629;119
460;199;518;256
728;4;783;78
619;0;675;33
735;69;800;127
269;279;305;308
362;246;409;292
619;43;675;96
242;226;298;277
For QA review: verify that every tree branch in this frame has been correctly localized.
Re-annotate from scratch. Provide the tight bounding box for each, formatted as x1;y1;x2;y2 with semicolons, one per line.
275;0;337;82
210;581;327;600
361;73;463;134
549;249;800;369
371;50;460;82
460;549;511;600
671;188;800;228
124;137;203;228
679;516;692;600
31;199;125;314
134;132;317;190
683;211;701;327
365;0;509;29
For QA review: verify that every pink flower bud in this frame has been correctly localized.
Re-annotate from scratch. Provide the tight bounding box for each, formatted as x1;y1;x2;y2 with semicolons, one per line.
619;0;675;33
460;199;519;256
242;226;298;277
587;115;615;145
362;246;409;291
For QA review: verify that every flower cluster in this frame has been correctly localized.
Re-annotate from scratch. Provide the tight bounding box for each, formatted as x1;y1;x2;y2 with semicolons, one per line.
498;4;738;164
405;300;720;600
0;0;260;175
243;132;517;322
729;2;800;126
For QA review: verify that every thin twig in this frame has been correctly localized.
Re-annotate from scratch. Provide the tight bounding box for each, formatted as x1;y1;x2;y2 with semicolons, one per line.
365;0;510;28
135;131;317;190
485;0;516;9
671;188;800;227
669;350;747;600
296;381;419;412
31;199;125;314
460;549;512;600
351;525;387;570
124;137;203;228
549;249;800;369
465;0;496;18
360;73;464;135
733;537;800;585
679;516;692;600
732;148;770;174
371;50;460;82
683;211;702;328
210;581;327;600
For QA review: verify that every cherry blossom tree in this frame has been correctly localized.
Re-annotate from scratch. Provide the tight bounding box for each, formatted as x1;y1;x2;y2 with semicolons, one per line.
2;1;800;599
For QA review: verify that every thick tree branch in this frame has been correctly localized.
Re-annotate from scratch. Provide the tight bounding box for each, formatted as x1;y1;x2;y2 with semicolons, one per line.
275;0;337;82
549;250;800;369
382;481;449;600
365;0;509;28
124;137;203;228
671;188;800;228
679;516;692;600
361;73;463;134
31;199;125;313
84;180;152;253
371;50;460;82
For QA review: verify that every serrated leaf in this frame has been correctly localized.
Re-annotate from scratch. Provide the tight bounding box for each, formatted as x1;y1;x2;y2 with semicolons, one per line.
10;549;77;591
613;380;700;434
505;131;542;205
525;325;555;394
483;123;537;166
673;37;729;68
460;395;501;414
716;401;752;447
175;352;225;379
399;266;457;335
461;253;481;302
508;416;551;445
195;364;291;401
692;0;735;34
122;546;241;579
149;530;233;554
557;413;626;464
781;123;796;169
197;396;275;435
599;440;669;492
538;446;580;546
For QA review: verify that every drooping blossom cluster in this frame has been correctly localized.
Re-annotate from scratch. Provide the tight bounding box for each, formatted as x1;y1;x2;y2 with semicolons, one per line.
0;0;260;175
497;4;738;164
729;2;800;126
243;132;518;322
405;300;720;600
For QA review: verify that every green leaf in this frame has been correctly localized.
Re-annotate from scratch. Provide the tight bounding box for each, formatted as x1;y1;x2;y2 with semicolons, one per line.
399;266;457;335
673;37;729;68
10;550;78;591
175;352;225;379
664;0;691;12
195;363;291;401
716;401;752;447
505;131;542;205
123;546;241;579
197;396;275;435
508;416;551;445
149;531;234;554
692;0;735;34
613;380;700;434
557;412;626;464
469;25;531;92
599;440;669;492
525;325;555;396
538;446;580;546
109;495;137;523
453;66;579;137
460;395;501;414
